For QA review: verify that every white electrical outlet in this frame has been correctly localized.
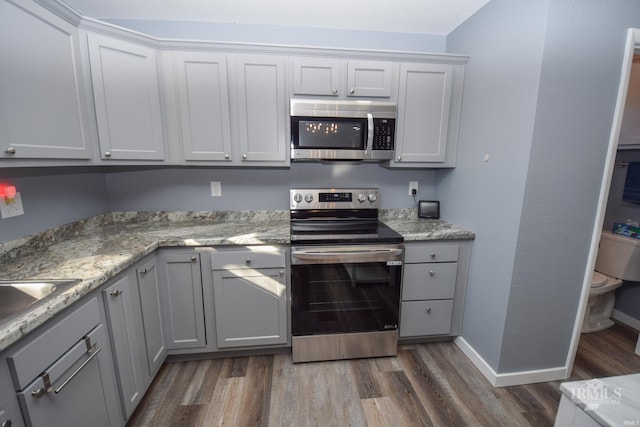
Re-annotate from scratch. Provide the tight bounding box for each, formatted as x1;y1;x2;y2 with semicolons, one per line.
408;181;419;196
211;181;222;197
1;192;24;218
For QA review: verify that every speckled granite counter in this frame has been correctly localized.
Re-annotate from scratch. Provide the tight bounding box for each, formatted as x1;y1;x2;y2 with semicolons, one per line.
0;208;474;352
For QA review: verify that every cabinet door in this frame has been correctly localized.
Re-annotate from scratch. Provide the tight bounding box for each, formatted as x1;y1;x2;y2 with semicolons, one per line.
213;268;287;348
231;54;288;164
88;34;165;160
173;51;233;162
347;60;393;98
291;57;341;96
394;63;454;163
102;274;146;418
0;0;90;159
135;257;166;377
158;251;206;350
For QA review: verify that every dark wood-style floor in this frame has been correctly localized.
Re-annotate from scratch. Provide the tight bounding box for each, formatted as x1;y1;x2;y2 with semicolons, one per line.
127;323;640;426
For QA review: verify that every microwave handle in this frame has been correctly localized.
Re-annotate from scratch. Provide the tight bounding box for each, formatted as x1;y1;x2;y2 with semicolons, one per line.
366;113;374;154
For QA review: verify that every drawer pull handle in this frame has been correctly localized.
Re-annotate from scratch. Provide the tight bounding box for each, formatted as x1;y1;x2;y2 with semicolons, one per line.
110;289;122;297
426;307;432;314
54;345;102;395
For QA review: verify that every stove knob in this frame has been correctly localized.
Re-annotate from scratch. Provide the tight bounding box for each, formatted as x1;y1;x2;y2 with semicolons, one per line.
357;193;367;203
304;193;314;203
368;193;377;203
293;193;302;203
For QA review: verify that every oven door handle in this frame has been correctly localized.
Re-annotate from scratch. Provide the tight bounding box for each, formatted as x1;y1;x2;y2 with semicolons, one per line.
291;247;403;264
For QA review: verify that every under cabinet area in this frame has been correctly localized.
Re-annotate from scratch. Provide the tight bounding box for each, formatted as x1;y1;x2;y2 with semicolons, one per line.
291;57;395;99
399;241;471;338
207;246;289;349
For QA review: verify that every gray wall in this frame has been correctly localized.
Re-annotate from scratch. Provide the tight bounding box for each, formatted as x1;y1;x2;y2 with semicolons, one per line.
0;169;109;243
441;0;550;371
443;0;640;374
105;164;435;211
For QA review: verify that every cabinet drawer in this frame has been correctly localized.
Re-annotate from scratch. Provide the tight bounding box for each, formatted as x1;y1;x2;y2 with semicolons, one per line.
400;300;453;337
402;263;457;300
404;244;459;263
210;247;285;270
7;297;101;391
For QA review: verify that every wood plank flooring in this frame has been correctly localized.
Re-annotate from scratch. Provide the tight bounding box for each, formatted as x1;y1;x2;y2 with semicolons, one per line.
126;322;640;426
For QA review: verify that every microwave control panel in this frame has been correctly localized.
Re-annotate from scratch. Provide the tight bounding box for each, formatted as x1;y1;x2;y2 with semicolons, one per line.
372;118;395;150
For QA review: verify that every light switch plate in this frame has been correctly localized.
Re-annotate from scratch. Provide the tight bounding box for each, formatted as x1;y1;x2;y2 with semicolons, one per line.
1;192;24;218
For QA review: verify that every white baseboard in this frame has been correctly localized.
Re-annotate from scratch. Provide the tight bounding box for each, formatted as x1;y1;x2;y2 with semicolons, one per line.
454;336;569;387
612;309;640;331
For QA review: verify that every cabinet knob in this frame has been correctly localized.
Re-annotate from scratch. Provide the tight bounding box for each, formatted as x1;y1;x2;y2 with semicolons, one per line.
396;155;401;161
225;154;230;159
104;151;111;157
279;270;284;276
1;419;13;427
110;289;123;297
429;270;435;276
245;259;252;265
191;256;197;262
426;307;432;314
332;88;338;95
4;147;16;155
242;154;247;159
430;252;436;259
349;88;355;94
31;387;47;398
139;268;148;275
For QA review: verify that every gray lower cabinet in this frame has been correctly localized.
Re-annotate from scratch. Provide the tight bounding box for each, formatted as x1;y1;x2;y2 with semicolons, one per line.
5;297;121;427
400;241;471;338
209;246;289;349
102;255;166;420
0;354;24;427
158;249;207;351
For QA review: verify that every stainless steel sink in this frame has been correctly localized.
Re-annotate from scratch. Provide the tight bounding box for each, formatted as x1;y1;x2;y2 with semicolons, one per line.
0;279;81;323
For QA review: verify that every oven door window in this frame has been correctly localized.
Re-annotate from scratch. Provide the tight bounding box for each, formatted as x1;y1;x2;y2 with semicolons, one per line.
292;117;367;150
291;261;401;335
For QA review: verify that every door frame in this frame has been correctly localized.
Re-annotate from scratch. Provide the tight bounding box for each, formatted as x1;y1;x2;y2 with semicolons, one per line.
565;28;640;375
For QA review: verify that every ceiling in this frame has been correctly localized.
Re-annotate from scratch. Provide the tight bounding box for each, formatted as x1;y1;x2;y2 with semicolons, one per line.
60;0;491;36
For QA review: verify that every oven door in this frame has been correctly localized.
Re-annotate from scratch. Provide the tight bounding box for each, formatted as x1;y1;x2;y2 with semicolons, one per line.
291;245;403;336
291;116;370;160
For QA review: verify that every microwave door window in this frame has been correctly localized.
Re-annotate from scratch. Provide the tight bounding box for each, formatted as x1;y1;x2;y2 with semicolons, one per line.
298;119;365;149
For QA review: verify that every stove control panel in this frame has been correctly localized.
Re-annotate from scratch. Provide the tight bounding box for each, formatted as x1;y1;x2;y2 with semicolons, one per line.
290;188;380;210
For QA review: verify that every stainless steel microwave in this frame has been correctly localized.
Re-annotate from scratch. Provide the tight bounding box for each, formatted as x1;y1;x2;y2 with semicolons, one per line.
290;99;396;161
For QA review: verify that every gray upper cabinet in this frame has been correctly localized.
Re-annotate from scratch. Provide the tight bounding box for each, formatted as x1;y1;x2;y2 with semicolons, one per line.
229;54;289;164
390;62;464;168
0;0;91;160
292;57;394;99
87;33;165;161
210;247;288;349
172;51;233;162
158;250;206;351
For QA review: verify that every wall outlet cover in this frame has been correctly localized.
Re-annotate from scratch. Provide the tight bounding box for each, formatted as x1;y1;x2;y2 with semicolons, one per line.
1;192;24;218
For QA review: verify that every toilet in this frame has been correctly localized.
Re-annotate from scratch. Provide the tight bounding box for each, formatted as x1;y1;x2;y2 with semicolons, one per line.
582;231;640;333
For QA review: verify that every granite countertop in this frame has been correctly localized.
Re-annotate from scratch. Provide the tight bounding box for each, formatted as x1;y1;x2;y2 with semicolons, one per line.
559;374;640;426
0;209;474;352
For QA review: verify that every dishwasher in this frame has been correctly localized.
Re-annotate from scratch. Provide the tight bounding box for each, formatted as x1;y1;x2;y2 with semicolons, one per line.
7;297;120;427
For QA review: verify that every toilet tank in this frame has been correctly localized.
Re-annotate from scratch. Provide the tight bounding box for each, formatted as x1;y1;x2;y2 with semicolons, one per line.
595;231;640;282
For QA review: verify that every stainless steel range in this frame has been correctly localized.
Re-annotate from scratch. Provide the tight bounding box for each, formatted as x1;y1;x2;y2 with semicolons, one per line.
289;188;404;363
